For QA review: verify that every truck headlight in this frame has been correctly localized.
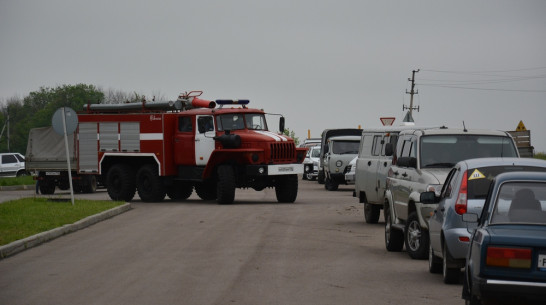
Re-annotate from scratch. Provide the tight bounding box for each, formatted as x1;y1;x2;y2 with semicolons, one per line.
336;160;343;167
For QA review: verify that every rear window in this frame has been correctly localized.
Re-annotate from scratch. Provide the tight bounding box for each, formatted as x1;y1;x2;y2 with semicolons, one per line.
491;181;546;225
468;166;546;200
420;135;518;168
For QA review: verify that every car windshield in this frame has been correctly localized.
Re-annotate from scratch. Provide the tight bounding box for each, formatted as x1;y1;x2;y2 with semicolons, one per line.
311;148;321;158
332;141;360;154
490;181;546;225
216;113;267;131
420;135;518;168
468;166;546;200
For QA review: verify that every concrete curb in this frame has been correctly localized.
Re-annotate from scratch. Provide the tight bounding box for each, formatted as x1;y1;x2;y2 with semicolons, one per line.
0;203;132;260
0;184;36;191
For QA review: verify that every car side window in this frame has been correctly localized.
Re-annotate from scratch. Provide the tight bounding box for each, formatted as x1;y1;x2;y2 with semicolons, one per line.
2;154;17;164
178;117;193;132
372;135;382;156
440;168;458;199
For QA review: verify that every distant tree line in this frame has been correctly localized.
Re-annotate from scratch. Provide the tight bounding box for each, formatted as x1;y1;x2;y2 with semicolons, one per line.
0;84;159;154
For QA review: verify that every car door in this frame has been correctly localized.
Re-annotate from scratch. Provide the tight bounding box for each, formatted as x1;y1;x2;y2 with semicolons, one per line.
174;115;195;165
361;133;382;203
429;167;459;252
195;115;215;166
376;134;398;203
392;135;417;220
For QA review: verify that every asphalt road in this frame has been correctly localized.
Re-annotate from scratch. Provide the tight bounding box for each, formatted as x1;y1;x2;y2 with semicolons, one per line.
0;179;463;305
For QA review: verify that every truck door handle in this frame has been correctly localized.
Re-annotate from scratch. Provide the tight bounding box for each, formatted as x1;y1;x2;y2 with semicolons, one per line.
195;139;200;142
368;161;372;166
401;173;408;178
383;162;388;167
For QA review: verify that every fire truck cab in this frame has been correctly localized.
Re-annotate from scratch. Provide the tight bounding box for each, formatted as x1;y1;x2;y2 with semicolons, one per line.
78;91;306;204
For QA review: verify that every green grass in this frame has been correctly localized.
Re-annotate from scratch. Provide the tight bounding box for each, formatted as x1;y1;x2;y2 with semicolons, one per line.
0;176;35;186
0;198;124;246
535;152;546;160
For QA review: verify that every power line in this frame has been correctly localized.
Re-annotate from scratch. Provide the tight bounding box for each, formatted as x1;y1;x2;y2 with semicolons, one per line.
418;84;546;93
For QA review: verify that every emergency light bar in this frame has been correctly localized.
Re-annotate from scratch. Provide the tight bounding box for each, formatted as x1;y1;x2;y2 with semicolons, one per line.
215;99;250;105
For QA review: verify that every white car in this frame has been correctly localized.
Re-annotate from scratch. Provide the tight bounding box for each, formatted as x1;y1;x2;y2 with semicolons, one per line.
344;157;357;185
303;145;321;180
0;153;27;177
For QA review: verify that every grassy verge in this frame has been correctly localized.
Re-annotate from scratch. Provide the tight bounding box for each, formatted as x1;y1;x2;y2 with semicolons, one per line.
0;198;124;246
0;176;35;186
535;152;546;160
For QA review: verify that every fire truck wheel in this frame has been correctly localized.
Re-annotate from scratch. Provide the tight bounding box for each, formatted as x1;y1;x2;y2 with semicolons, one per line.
195;181;217;200
217;165;235;205
106;164;136;202
82;175;97;193
275;174;298;203
167;181;193;201
136;164;166;202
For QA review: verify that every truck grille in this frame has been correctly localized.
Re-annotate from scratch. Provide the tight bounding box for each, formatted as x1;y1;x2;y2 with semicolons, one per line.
270;142;295;162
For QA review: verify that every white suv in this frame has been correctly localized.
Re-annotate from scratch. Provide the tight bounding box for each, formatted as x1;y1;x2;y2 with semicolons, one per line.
0;153;27;177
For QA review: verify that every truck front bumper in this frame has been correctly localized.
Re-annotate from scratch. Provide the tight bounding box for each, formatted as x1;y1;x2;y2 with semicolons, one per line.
246;164;304;176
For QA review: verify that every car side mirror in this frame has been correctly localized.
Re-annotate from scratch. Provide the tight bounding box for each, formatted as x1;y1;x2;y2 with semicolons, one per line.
279;116;285;134
420;191;437;204
385;143;393;156
397;156;417;168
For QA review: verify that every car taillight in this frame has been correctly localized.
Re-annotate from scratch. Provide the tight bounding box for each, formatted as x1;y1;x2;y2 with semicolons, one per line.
486;246;532;269
455;170;468;215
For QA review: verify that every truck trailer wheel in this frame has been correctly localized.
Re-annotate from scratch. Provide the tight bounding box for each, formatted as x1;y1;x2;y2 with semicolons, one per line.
217;165;235;204
106;164;136;202
81;175;97;193
275;174;298;203
136;164;166;202
167;181;193;201
39;181;56;195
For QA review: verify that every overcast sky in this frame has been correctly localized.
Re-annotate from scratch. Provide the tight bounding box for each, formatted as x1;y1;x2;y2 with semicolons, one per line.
1;0;545;152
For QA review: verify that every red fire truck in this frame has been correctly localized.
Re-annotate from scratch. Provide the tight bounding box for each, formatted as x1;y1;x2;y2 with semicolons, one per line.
32;91;306;204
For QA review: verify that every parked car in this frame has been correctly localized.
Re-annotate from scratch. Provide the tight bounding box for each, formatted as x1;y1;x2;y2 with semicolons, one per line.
344;157;357;185
323;135;360;191
303;145;321;181
384;127;519;259
422;158;546;284
0;153;27;177
462;171;546;305
318;128;362;184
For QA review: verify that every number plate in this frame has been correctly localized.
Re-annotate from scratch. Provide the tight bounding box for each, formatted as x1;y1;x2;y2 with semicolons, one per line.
46;171;61;176
539;254;546;270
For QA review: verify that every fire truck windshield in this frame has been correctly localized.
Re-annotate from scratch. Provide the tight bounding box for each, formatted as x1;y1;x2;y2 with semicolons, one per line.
217;113;268;131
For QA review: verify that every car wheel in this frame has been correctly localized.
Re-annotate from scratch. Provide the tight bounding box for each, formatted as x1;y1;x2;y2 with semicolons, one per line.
428;243;442;274
364;202;380;224
404;212;429;259
385;202;404;251
324;177;339;191
443;243;460;284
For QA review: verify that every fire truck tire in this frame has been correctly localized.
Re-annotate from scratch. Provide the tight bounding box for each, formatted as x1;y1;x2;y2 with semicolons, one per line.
136;164;166;202
217;165;235;205
106;164;136;202
195;181;217;200
167;181;193;201
40;181;56;195
275;174;298;203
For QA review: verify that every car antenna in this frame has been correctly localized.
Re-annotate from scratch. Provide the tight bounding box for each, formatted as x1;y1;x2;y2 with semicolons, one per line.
462;121;468;132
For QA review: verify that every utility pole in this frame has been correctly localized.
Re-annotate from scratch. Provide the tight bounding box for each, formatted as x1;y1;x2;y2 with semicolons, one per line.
404;69;420;118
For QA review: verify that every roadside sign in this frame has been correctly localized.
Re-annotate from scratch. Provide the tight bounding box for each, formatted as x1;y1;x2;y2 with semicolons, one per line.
516;120;527;131
380;117;396;126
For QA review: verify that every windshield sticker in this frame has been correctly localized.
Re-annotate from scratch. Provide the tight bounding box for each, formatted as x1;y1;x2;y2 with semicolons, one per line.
468;169;486;180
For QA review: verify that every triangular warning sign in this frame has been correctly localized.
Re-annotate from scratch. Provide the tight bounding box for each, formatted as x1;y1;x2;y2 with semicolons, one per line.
468;169;486;181
516;120;527;131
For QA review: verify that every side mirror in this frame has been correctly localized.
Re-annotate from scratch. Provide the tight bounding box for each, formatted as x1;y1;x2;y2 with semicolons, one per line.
397;156;417;168
279;117;285;134
420;191;437;204
385;143;393;156
462;213;478;223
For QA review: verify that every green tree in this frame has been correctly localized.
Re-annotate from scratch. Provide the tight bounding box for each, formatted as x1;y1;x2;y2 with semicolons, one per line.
283;128;300;146
0;84;104;153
